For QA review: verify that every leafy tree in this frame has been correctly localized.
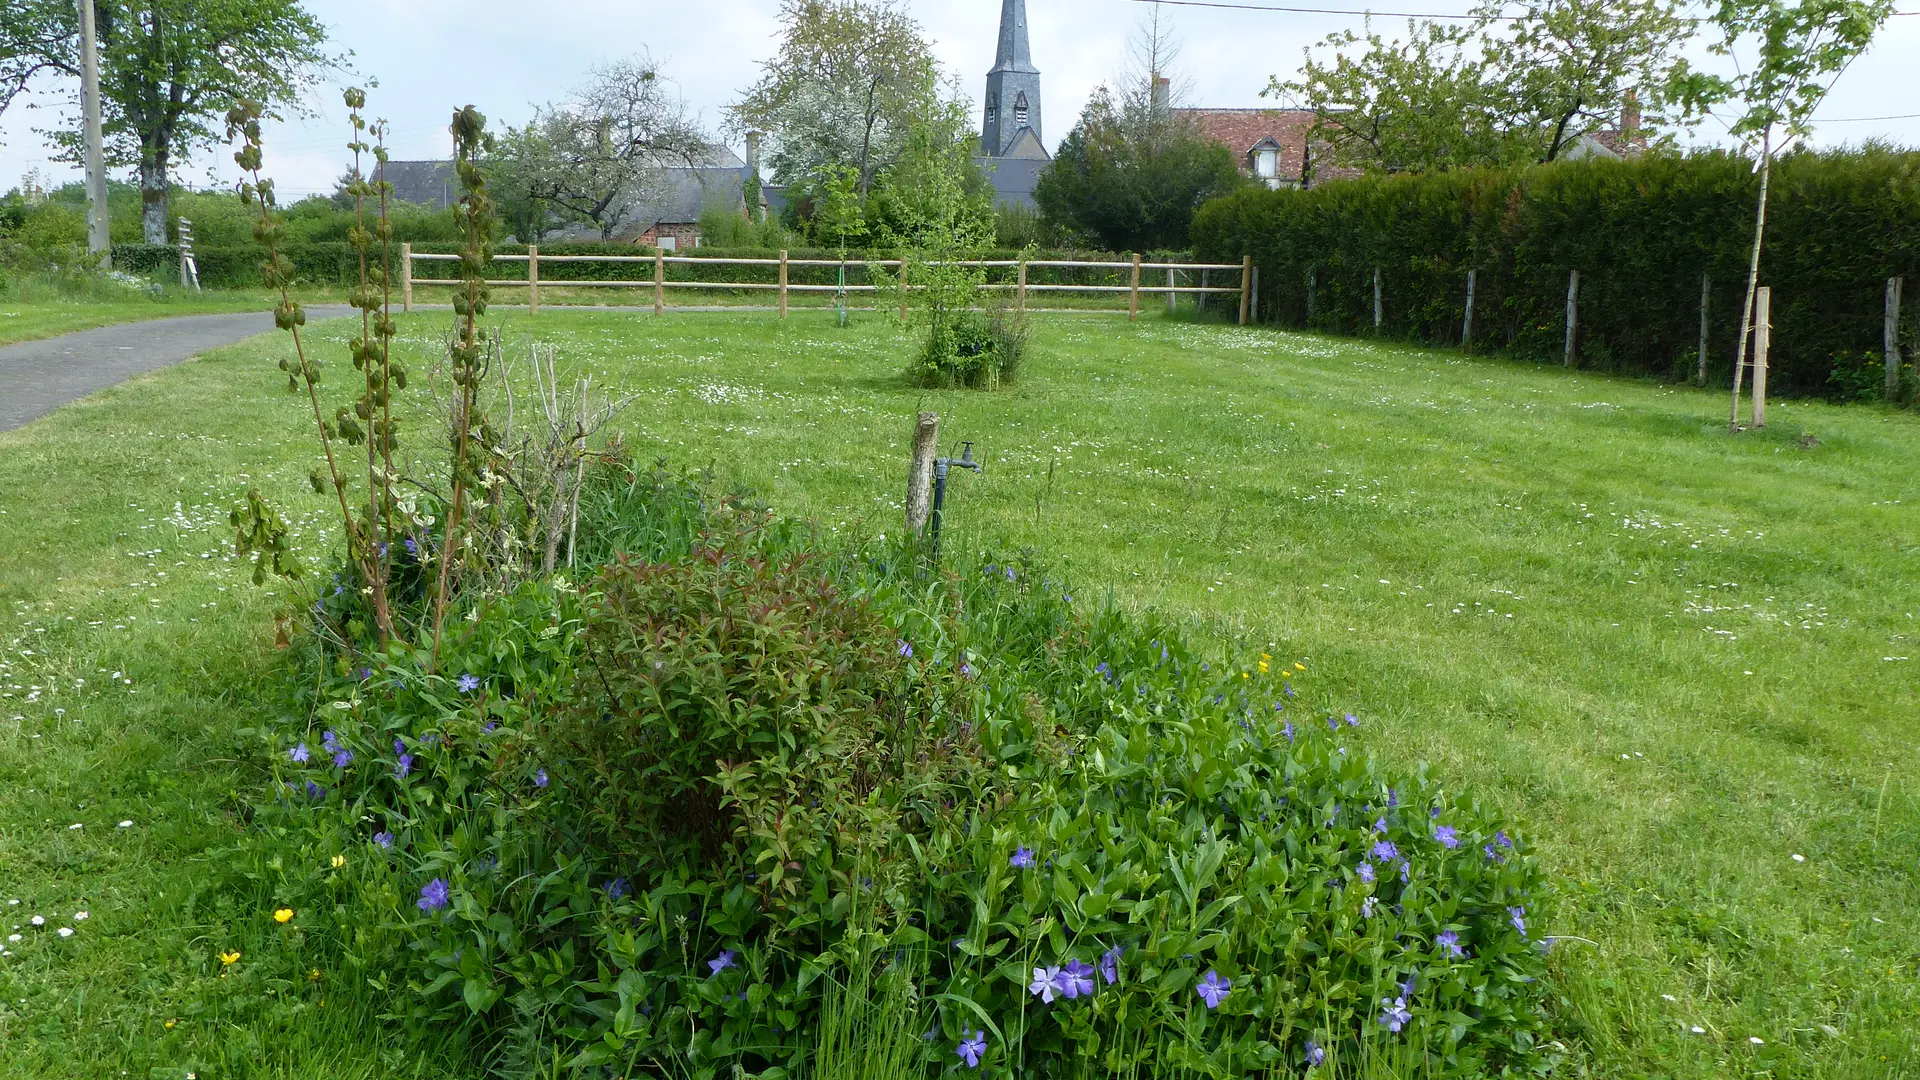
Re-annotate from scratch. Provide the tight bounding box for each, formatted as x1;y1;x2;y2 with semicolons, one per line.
730;0;943;203
32;0;334;243
0;0;67;127
1034;87;1247;252
1273;0;1695;173
1668;0;1896;418
498;55;710;242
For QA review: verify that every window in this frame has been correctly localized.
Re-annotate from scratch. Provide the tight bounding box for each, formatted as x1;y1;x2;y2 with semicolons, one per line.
1013;92;1029;126
985;94;997;128
657;235;677;252
1254;149;1278;178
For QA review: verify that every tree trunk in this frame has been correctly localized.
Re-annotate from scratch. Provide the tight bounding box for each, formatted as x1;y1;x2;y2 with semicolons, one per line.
1731;130;1771;434
139;152;169;245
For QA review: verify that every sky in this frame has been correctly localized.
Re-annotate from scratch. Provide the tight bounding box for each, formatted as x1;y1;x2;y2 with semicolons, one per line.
3;0;1919;199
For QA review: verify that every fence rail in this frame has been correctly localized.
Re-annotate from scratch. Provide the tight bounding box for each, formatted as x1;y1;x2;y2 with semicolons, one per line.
399;245;1254;323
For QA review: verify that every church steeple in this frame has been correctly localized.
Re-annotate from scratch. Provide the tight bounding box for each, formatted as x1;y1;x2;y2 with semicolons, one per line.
982;0;1042;158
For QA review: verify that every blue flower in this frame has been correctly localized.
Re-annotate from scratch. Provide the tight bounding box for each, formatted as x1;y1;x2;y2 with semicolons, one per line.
1379;996;1411;1032
1434;825;1459;849
1437;930;1465;958
709;949;737;976
534;768;549;788
333;749;353;768
1371;840;1399;863
1362;896;1377;918
1196;969;1232;1009
1386;788;1399;808
1399;974;1417;998
1345;712;1359;727
1057;958;1095;999
1327;715;1340;731
404;537;419;556
1508;905;1527;938
373;831;393;849
605;877;630;901
897;640;913;658
456;673;480;693
395;753;413;778
321;730;339;751
1282;722;1295;741
1495;829;1513;849
1010;846;1035;869
1100;945;1124;985
418;878;449;912
1029;966;1060;1003
1304;1039;1326;1067
1372;817;1388;833
304;780;326;800
289;743;310;764
955;1029;987;1069
1485;844;1506;864
393;738;406;756
1356;861;1375;883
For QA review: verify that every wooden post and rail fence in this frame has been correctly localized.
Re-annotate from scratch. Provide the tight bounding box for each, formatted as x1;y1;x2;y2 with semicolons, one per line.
398;244;1254;323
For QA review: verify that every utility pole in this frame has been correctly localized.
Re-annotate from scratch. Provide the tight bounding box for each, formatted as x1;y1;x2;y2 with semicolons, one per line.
78;0;112;268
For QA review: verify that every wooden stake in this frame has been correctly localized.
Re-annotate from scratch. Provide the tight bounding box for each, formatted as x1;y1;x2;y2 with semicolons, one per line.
1129;252;1142;321
1167;266;1176;314
1888;276;1905;400
1752;286;1770;428
1250;266;1260;322
653;250;664;317
778;248;789;320
1697;273;1711;385
1462;268;1477;348
898;260;909;321
1563;269;1580;367
905;411;939;535
527;244;539;314
1306;266;1316;322
1373;266;1383;331
1238;255;1252;325
1017;259;1028;311
400;242;413;312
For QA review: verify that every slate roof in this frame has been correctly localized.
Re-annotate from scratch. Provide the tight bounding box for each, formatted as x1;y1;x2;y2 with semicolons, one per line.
977;155;1046;208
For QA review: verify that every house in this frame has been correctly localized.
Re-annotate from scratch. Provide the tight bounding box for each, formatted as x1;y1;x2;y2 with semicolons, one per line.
1171;98;1335;190
1560;94;1649;162
976;0;1050;207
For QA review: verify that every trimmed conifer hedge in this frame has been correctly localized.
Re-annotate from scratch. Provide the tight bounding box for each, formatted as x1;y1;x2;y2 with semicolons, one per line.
1191;148;1920;399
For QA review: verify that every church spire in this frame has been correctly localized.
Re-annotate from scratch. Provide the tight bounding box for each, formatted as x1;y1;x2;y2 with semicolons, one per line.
983;0;1042;157
991;0;1037;75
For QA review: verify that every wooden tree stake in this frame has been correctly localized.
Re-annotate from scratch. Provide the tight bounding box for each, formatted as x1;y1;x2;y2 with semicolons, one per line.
1462;268;1477;348
1752;286;1771;428
527;244;539;314
1697;273;1711;385
1373;266;1383;331
1563;269;1580;367
905;412;939;535
1888;276;1905;400
1017;259;1028;311
653;250;664;317
1238;255;1252;325
1129;252;1142;321
898;260;909;322
400;242;413;312
1167;266;1176;314
778;248;789;320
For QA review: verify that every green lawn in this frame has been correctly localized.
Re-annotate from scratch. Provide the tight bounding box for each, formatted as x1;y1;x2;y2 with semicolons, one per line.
1;307;1916;1078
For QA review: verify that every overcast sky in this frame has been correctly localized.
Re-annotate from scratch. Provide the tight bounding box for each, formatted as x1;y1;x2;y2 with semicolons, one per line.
3;0;1918;199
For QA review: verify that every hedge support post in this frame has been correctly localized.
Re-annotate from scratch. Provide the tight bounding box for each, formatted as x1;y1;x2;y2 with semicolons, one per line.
1462;268;1477;349
1238;255;1252;325
1888;277;1905;400
1200;268;1209;315
1129;252;1142;321
1017;259;1028;311
898;260;909;321
1697;273;1711;385
1250;266;1261;322
1752;286;1771;428
1373;266;1383;331
527;244;539;314
906;411;939;536
1307;266;1316;322
400;243;413;312
778;248;789;320
1563;269;1580;367
1167;266;1176;314
653;250;664;317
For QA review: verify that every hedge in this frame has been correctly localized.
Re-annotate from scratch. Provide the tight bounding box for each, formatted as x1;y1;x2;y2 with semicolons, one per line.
1191;147;1920;399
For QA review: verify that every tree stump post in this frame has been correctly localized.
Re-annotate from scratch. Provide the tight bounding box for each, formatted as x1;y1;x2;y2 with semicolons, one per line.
400;242;413;312
1697;273;1711;385
778;248;790;320
653;250;664;317
527;244;539;315
1238;255;1252;325
1753;286;1771;428
1888;277;1905;400
1563;269;1580;367
1373;266;1383;332
1129;253;1142;321
906;412;940;536
1463;268;1477;349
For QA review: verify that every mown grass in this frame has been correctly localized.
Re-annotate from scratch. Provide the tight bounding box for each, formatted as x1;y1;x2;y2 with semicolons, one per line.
0;306;1915;1078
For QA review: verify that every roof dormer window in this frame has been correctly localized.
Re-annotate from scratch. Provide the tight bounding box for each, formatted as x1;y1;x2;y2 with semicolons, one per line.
1014;92;1029;126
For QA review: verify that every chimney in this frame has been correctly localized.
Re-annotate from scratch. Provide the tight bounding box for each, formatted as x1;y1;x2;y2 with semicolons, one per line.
1620;89;1642;145
745;131;762;176
1151;76;1170;114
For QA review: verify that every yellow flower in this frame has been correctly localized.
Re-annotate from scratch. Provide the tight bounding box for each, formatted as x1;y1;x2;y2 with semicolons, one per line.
164;1019;177;1030
1261;653;1272;661
219;951;241;966
1257;660;1269;674
1294;663;1307;672
1241;672;1250;680
274;908;294;924
330;854;346;868
308;968;323;983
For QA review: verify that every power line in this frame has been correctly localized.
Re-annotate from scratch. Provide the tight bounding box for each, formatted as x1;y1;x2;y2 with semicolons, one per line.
1125;0;1919;17
1819;111;1920;121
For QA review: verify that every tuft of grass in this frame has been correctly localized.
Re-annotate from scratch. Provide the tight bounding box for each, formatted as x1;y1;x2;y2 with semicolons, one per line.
0;306;1915;1076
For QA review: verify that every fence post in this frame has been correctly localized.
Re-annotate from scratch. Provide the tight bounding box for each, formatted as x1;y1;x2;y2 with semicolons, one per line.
1563;269;1580;367
400;242;413;313
778;248;789;320
1888;277;1905;399
527;244;539;315
1462;268;1476;349
898;260;909;321
653;250;664;317
1306;266;1316;322
1129;253;1142;321
1753;286;1771;428
1373;267;1383;331
1697;273;1711;385
906;411;940;536
1167;266;1176;314
1238;255;1252;325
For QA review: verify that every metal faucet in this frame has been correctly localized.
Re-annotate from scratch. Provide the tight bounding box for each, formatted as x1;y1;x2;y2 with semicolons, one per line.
930;441;980;558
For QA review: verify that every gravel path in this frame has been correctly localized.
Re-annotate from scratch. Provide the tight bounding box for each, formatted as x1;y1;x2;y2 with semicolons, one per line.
0;307;354;433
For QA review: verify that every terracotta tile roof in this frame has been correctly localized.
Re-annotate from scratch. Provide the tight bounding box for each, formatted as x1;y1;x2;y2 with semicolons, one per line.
1175;108;1317;181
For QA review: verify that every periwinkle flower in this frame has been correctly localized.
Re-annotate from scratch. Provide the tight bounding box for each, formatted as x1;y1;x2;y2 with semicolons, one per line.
1327;715;1340;731
333;749;353;768
1099;945;1124;985
955;1028;987;1068
1372;816;1388;834
534;768;549;789
1282;722;1295;741
1434;825;1460;849
605;877;630;901
395;753;413;778
1304;1039;1326;1067
1437;930;1465;958
304;780;326;800
321;730;339;751
1362;896;1377;918
1010;846;1035;869
1029;966;1060;1003
1484;844;1505;864
1356;861;1375;884
1371;840;1399;863
1508;905;1527;938
1379;996;1412;1032
394;738;407;756
1386;788;1399;808
456;673;480;693
403;537;419;556
709;949;737;976
418;878;449;912
289;743;310;764
373;831;394;849
1195;969;1232;1009
1345;712;1360;727
1056;958;1095;999
897;640;913;658
1494;830;1513;849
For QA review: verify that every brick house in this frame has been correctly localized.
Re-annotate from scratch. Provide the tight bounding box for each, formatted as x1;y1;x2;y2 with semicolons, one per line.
1171;102;1355;189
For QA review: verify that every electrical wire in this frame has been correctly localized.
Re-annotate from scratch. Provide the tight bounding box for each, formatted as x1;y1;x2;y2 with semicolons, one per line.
1124;0;1919;17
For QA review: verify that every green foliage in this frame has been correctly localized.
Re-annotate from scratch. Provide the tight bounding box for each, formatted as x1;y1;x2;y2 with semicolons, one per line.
0;194;94;273
1191;147;1920;397
1035;88;1248;252
696;200;798;249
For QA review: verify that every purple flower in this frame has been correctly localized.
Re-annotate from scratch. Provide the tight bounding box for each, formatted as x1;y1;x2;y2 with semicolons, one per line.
333;749;353;768
1372;817;1388;833
605;877;630;901
708;949;737;976
959;662;975;678
1380;996;1411;1032
1371;840;1399;863
404;537;419;555
1056;958;1095;999
418;878;449;912
321;730;338;751
395;753;413;778
1508;905;1527;938
456;674;480;693
1437;930;1464;958
1195;969;1232;1009
1399;974;1417;998
1029;966;1060;1003
373;831;393;849
1345;712;1359;727
482;721;498;733
1327;715;1340;731
1484;844;1505;864
1010;846;1035;869
1304;1039;1326;1067
1399;860;1410;883
955;1029;987;1068
1362;896;1377;918
1434;825;1459;849
1386;788;1399;808
1100;945;1124;985
1430;806;1442;819
1282;722;1295;741
289;743;310;764
1495;830;1513;849
1356;861;1375;883
897;640;913;658
304;780;325;800
534;768;549;789
394;739;407;756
